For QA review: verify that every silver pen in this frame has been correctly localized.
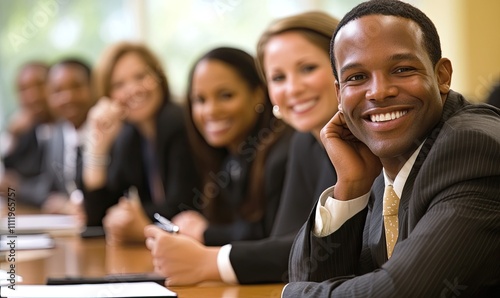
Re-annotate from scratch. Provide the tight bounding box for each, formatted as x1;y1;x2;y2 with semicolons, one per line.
153;213;180;234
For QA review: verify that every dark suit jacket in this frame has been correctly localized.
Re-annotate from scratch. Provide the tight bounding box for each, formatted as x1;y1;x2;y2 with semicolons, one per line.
83;101;200;226
228;132;337;283
3;125;44;177
204;128;294;246
44;122;77;194
3;125;46;206
285;91;500;297
6;122;72;207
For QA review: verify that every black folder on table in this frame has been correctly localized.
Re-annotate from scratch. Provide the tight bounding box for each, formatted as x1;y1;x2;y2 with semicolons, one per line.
47;273;165;285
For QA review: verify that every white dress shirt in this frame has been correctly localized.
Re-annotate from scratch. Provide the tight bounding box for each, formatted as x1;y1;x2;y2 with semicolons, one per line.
61;121;87;194
313;142;424;237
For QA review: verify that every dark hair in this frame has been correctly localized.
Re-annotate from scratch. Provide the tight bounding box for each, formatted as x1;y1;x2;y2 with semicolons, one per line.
194;47;263;92
16;61;50;88
185;47;291;223
330;0;442;80
50;58;92;81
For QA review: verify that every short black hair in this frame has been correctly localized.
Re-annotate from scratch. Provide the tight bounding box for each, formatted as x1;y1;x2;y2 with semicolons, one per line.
49;58;92;81
330;0;441;81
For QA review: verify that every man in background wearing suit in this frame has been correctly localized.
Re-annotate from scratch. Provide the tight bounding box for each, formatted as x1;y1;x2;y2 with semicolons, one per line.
285;0;500;297
1;62;54;203
21;59;95;215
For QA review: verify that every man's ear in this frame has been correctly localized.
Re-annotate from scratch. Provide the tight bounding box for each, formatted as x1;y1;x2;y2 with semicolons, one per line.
335;80;343;112
436;58;453;94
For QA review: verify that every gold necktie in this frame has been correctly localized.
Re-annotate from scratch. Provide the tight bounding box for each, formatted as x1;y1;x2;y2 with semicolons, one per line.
383;185;400;259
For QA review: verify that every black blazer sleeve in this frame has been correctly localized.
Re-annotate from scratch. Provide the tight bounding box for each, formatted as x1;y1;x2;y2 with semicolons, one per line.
203;129;293;246
15;172;53;207
228;132;338;284
3;127;51;207
288;203;368;284
82;125;137;227
142;102;199;219
3;126;44;177
6;123;65;207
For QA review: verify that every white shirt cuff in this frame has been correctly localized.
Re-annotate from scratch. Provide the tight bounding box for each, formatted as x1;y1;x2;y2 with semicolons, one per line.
313;186;370;237
217;244;239;284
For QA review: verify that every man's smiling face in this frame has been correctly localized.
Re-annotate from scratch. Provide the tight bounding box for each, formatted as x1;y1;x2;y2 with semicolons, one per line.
334;15;450;168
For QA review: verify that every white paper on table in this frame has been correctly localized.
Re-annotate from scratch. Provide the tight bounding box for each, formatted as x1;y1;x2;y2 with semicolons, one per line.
0;214;81;236
0;234;54;251
0;282;177;297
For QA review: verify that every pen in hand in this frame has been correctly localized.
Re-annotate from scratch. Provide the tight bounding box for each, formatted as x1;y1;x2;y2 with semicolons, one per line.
154;213;180;234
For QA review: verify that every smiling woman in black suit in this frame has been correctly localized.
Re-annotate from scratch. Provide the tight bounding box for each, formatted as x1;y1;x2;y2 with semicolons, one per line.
82;42;199;245
166;47;294;246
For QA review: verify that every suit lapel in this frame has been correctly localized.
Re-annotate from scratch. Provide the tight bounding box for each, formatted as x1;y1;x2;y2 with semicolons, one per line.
369;90;459;262
368;174;388;266
399;91;467;237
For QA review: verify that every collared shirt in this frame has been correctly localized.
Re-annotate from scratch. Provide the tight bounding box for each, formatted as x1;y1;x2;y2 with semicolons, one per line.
313;141;424;237
62;121;87;194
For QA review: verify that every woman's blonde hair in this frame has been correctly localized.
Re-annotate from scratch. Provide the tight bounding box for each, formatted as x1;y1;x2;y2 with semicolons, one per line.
93;41;171;101
256;11;340;82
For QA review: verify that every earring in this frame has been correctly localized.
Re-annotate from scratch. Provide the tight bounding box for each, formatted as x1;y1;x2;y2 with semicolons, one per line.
272;105;282;119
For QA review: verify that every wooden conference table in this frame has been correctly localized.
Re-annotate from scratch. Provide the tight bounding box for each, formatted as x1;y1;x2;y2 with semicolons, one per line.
0;206;285;297
1;236;284;297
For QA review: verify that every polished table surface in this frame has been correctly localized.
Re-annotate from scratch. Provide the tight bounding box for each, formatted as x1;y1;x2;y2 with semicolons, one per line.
0;231;284;297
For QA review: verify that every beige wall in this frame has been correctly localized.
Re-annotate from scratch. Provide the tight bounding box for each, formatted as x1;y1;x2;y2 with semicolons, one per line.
420;0;500;102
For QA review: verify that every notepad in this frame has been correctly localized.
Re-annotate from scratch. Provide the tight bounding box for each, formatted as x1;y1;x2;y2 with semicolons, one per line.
0;282;177;297
0;234;55;251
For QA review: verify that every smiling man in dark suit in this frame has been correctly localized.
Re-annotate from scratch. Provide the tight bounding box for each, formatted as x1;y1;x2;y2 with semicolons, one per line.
284;0;500;297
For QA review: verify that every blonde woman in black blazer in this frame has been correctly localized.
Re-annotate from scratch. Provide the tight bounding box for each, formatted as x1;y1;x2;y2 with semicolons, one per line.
82;42;199;245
